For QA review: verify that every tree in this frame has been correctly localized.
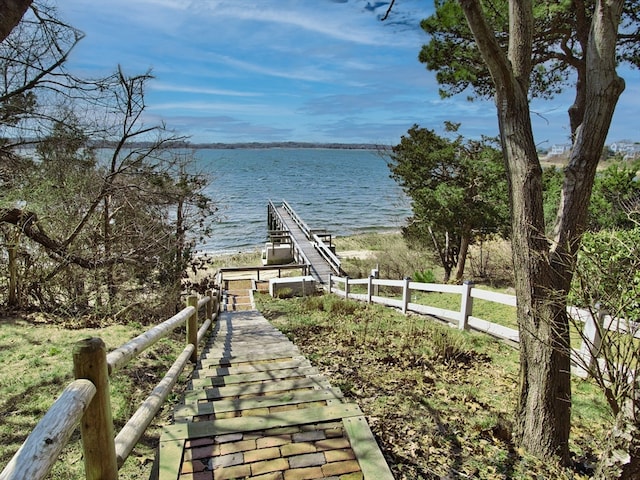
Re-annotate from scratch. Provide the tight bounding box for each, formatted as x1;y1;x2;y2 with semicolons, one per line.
388;123;509;282
543;161;640;233
417;0;634;465
588;161;640;231
0;0;33;43
570;228;640;479
0;4;218;315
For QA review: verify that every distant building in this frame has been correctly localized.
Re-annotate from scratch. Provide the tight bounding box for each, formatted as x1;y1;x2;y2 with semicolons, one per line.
549;144;572;156
609;141;640;159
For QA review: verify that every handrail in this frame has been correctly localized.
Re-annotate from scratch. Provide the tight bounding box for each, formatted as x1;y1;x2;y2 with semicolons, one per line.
0;290;219;480
282;200;312;239
106;306;195;375
114;344;195;467
0;380;96;480
312;233;342;275
217;264;310;284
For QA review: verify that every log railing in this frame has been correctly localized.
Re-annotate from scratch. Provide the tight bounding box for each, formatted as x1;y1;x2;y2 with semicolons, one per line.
327;274;632;378
0;291;219;480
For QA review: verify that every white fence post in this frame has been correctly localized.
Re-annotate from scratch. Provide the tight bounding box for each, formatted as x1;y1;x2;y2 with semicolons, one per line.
345;277;350;299
328;273;332;293
367;275;373;303
402;277;410;314
579;304;607;373
371;267;379;297
459;281;474;330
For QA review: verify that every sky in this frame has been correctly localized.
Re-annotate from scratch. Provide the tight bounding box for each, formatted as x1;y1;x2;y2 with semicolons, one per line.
56;0;639;147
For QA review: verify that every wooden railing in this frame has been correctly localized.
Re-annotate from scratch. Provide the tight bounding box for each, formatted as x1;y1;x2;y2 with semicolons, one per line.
0;291;219;480
328;274;635;378
268;200;314;269
280;200;343;275
216;264;310;284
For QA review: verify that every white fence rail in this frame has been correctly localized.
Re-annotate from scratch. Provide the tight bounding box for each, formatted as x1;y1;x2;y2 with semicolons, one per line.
327;274;626;377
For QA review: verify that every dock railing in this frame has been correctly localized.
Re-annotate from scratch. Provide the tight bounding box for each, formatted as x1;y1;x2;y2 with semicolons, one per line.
280;200;343;275
0;291;219;480
327;274;635;378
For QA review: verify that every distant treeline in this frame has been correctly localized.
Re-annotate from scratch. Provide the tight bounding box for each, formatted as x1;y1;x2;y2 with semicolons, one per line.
88;140;385;150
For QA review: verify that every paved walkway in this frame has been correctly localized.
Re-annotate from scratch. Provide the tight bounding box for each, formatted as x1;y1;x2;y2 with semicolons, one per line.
155;287;393;479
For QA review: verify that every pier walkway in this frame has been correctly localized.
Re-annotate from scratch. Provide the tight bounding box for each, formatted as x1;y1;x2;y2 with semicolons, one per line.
267;201;344;285
155;281;393;480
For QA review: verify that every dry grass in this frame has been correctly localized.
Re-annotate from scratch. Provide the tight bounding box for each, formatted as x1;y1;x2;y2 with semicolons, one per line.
255;293;611;480
0;316;189;479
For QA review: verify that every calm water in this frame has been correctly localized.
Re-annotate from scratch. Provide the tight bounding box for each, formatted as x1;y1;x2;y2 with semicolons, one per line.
197;148;410;254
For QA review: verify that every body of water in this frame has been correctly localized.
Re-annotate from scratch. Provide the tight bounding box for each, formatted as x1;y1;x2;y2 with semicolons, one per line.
197;148;410;254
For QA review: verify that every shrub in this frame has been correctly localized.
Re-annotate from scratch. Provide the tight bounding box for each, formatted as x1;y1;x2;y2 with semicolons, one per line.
413;269;436;283
428;324;472;363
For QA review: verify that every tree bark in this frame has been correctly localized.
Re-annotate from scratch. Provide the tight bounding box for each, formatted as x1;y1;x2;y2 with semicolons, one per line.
453;228;471;283
460;0;572;463
459;0;626;466
8;234;18;306
0;0;33;43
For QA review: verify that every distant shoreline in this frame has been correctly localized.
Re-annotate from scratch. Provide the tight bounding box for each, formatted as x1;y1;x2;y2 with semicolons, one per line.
91;141;388;151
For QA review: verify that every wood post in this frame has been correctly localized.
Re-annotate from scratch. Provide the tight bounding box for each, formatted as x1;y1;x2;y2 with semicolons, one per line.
459;281;474;330
372;267;379;297
345;277;350;299
402;277;410;314
186;295;198;363
73;338;118;480
205;289;213;322
579;304;607;373
367;275;373;303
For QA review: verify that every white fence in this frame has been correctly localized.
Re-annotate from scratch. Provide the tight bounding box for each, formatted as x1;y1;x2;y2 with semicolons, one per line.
327;274;638;378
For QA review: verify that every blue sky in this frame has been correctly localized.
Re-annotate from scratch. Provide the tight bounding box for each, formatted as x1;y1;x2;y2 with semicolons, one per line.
57;0;638;147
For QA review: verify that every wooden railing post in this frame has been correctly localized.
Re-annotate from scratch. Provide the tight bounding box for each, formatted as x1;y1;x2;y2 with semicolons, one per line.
187;295;198;362
73;338;118;480
579;303;607;373
459;281;474;330
402;277;410;314
205;289;213;321
345;277;350;299
328;273;332;293
367;275;373;303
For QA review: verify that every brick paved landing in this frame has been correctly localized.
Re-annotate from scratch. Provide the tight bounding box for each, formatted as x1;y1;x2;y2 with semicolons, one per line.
155;309;393;480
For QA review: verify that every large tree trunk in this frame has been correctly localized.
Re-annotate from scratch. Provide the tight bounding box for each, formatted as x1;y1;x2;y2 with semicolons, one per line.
459;0;572;463
0;0;33;43
459;0;625;464
496;84;573;465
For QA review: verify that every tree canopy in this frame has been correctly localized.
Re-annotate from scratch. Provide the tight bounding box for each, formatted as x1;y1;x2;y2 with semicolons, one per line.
0;4;217;317
415;0;630;469
388;123;509;282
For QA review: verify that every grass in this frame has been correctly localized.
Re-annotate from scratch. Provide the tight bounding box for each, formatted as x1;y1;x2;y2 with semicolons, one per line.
0;232;618;478
0;316;189;479
255;292;611;480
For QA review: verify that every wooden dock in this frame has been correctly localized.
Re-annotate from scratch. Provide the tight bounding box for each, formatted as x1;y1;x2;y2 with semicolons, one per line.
267;200;344;285
155;285;393;479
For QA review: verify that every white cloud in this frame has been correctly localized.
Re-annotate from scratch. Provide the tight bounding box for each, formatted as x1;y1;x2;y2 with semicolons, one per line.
150;82;263;97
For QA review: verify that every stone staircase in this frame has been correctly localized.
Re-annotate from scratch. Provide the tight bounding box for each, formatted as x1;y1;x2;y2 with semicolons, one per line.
155;307;394;479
